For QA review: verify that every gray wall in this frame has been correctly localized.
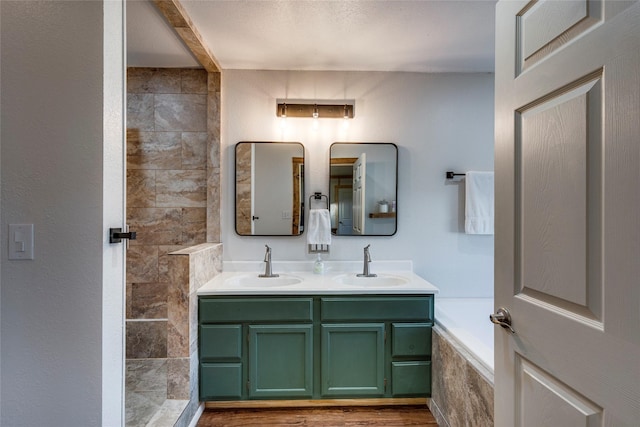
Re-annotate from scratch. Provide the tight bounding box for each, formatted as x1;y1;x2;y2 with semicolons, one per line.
222;70;495;297
1;1;123;424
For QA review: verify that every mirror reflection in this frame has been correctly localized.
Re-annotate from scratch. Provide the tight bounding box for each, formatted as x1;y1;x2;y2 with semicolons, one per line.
329;143;397;236
235;142;305;236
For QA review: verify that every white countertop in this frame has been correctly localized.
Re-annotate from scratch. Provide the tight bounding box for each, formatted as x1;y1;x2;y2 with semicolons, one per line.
197;260;439;296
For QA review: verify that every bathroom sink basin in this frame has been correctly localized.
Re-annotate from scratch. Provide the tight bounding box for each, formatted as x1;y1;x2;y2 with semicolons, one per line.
227;274;303;287
332;274;409;287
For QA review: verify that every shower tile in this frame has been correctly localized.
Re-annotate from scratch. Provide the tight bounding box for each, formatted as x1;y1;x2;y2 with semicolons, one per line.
127;170;156;208
145;399;189;427
126;320;167;359
154;94;207;132
207;130;220;170
128;68;181;94
155;170;206;208
167;358;190;400
206;174;221;242
127;94;154;131
125;389;166;427
181;208;206;245
174;399;198;427
158;245;186;283
126;282;133;319
191;246;222;290
127;131;182;170
126;245;159;284
207;73;221;137
181;132;207;170
181;69;207;94
127;208;183;245
126;359;167;392
189;292;198;355
167;277;189;358
130;282;168;319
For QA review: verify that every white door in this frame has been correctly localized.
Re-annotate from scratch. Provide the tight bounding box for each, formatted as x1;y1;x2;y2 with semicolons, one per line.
352;153;366;235
337;186;353;234
494;1;640;426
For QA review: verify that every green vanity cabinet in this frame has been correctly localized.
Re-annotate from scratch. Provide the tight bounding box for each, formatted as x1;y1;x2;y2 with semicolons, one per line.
320;297;433;398
199;297;314;401
199;294;434;401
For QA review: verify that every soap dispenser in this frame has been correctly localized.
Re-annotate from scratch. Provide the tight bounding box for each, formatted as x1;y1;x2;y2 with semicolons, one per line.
313;253;325;274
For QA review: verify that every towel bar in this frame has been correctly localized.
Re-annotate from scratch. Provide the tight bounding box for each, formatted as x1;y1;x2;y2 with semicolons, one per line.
308;192;330;254
309;192;329;209
446;171;466;179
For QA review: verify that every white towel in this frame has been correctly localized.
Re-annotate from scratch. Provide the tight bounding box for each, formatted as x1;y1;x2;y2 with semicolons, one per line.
465;171;494;235
307;209;332;245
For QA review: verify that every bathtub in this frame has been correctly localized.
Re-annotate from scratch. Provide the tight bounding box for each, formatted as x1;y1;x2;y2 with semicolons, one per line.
435;297;494;374
430;297;495;427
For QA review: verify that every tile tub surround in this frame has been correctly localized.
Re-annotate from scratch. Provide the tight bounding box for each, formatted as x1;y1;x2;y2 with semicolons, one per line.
430;326;494;427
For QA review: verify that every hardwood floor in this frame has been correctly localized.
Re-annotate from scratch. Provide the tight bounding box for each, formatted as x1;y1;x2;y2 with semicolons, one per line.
197;405;438;426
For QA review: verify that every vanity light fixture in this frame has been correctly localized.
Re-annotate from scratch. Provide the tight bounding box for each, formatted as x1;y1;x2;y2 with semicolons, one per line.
276;100;354;119
312;104;320;131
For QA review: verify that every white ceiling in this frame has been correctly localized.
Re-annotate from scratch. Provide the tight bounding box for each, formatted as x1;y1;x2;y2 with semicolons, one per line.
127;0;497;73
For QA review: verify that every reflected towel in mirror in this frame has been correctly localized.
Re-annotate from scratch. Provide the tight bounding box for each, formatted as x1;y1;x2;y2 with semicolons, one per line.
307;209;332;245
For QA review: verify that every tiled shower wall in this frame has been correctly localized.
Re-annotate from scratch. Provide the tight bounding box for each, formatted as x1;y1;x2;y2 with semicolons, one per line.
125;68;208;378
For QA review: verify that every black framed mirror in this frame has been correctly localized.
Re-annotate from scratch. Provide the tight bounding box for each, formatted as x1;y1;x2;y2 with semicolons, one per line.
329;142;397;236
235;141;305;236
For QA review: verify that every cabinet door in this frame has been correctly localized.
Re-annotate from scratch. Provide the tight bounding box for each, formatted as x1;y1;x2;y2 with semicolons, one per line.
248;325;313;399
321;323;385;397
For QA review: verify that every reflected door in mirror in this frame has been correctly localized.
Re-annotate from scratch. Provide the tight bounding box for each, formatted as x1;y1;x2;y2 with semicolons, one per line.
235;142;305;236
329;143;397;236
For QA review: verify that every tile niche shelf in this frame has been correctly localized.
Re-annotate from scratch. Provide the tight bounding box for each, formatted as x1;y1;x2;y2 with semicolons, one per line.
369;212;396;219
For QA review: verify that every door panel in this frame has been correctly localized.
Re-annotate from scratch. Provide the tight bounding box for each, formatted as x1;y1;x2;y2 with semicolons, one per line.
321;323;385;397
248;325;313;398
517;73;603;316
517;358;602;426
516;0;602;74
495;1;640;425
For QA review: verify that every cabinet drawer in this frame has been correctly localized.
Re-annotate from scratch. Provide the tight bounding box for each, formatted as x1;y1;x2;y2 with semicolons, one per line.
391;361;431;397
200;325;242;360
200;297;313;323
200;363;243;400
321;297;433;321
392;323;432;357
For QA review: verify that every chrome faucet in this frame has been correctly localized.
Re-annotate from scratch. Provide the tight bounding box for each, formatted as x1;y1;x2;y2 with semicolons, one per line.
259;245;279;278
357;244;377;277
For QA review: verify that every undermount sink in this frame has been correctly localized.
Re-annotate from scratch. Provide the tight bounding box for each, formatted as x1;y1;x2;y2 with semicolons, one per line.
227;274;303;287
332;273;409;287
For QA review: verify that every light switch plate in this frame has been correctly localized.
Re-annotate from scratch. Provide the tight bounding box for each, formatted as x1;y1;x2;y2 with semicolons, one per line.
9;224;34;260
